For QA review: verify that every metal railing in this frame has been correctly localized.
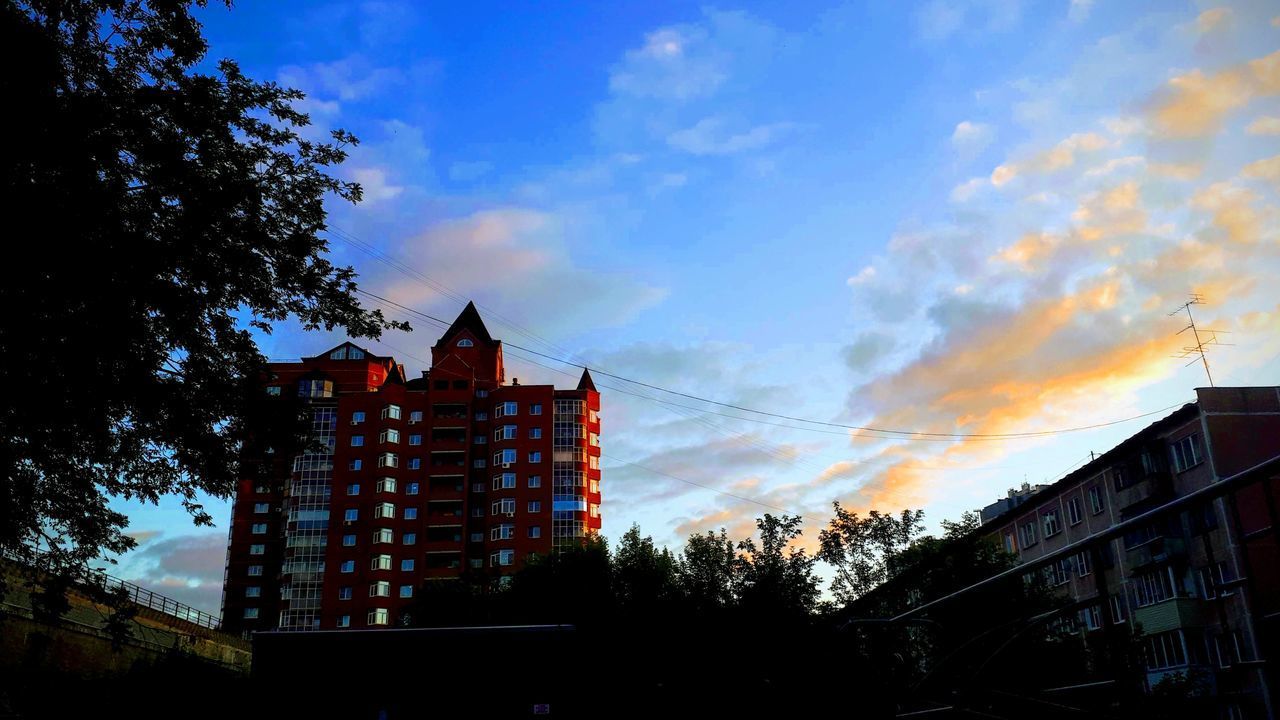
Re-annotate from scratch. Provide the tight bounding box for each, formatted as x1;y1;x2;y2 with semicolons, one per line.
89;569;223;631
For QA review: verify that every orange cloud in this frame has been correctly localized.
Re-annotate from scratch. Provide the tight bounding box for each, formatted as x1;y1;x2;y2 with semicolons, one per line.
994;232;1058;271
1150;50;1280;138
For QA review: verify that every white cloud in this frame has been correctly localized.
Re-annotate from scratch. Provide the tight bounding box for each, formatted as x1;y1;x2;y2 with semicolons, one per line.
951;177;987;202
608;26;728;101
1068;0;1094;24
349;167;404;203
951;121;995;156
1246;116;1280;135
847;266;877;286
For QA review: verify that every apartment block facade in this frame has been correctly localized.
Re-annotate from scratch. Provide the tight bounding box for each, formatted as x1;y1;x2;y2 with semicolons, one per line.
221;303;602;634
982;386;1280;718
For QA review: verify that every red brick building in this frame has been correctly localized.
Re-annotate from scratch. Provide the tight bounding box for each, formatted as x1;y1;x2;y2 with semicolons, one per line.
220;303;602;633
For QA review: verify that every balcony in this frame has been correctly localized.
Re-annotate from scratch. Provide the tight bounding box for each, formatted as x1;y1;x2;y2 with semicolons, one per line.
1126;536;1187;572
1115;470;1172;513
429;451;467;469
428;477;465;499
1133;597;1206;635
427;500;465;519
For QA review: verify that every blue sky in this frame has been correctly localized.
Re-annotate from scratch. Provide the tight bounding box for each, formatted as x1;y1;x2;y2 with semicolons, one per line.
107;0;1280;612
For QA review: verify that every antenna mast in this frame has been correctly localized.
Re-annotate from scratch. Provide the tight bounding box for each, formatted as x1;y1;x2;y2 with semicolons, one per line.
1169;294;1229;387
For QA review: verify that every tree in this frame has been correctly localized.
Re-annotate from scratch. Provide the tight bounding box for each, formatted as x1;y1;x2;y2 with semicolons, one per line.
611;524;681;617
678;528;737;614
817;503;926;604
0;0;404;603
734;514;820;620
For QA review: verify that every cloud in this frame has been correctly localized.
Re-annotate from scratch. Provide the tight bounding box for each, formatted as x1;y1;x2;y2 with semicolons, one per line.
1084;155;1146;178
843;333;897;373
993;232;1058;271
991;132;1111;186
1246;116;1280;135
278;55;409;103
1149;50;1280;138
122;533;227;613
608;26;728;101
349;167;404;203
1071;181;1147;241
951;121;995;156
1242;154;1280;185
951;177;987;202
1190;182;1268;244
847;266;877;286
1195;8;1231;34
916;0;1021;41
666;117;795;156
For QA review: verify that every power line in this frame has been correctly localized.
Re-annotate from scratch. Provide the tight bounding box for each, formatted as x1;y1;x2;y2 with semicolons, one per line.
355;288;1188;441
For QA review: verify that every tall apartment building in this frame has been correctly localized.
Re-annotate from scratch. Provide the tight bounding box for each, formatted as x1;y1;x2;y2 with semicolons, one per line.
220;303;602;634
982;386;1280;718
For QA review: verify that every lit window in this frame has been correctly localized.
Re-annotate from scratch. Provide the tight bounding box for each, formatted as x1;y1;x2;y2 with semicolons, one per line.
376;477;397;494
342;534;356;547
382;404;402;421
529;428;542;439
298;379;334;398
344;508;358;522
529;475;542;488
493;473;517;490
404;508;418;520
494;401;518;417
401;559;415;572
409;434;422;446
379;429;400;445
494;425;517;441
457;338;474;347
374;503;396;519
399;585;415;598
529;451;542;463
378;453;398;468
491;524;515;541
406;482;420;496
403;533;417;545
369;580;391;597
367;608;389;626
371;555;392;572
338;615;351;628
589;479;600;494
372;528;393;544
347;483;360;496
352;411;366;424
408;410;424;423
349;459;363;471
530;403;542;416
245;586;261;598
408;457;421;470
339;587;353;600
490;549;515;567
249;544;265;555
351;435;364;447
493;449;517;466
528;500;542;513
266;386;281;396
251;523;267;534
588;456;599;470
528;526;542;539
248;565;263;576
340;560;355;573
491;498;516;516
589;503;600;519
243;608;259;619
253;503;270;513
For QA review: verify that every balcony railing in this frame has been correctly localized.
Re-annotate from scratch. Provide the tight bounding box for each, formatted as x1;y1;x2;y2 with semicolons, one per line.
1125;536;1186;571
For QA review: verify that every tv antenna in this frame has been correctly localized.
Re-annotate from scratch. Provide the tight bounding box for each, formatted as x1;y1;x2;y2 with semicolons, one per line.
1169;294;1230;387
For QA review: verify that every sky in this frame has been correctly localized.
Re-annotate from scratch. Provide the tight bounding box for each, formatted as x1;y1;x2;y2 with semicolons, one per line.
105;0;1280;613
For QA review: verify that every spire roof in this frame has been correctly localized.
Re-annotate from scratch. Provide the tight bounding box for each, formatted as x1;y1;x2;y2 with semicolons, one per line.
436;301;497;347
577;367;597;392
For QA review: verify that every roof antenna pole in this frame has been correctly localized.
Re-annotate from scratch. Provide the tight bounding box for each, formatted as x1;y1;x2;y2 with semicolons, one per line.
1170;294;1230;387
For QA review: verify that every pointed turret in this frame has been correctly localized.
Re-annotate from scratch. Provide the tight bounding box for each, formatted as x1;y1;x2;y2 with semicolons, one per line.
435;300;497;347
577;367;597;392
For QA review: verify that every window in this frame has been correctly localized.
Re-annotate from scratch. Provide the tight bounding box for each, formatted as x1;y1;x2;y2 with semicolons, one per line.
528;500;542;513
495;401;518;417
1088;485;1105;514
403;532;417;545
404;508;418;520
379;429;400;445
1143;630;1188;670
590;503;601;519
494;425;517;441
339;586;353;600
367;608;390;626
1132;567;1175;607
298;379;334;398
529;475;542;489
340;560;356;573
344;508;358;522
590;479;600;494
490;549;515;567
253;502;270;514
378;452;398;468
248;565;263;577
371;555;392;572
457;338;474;347
529;451;542;463
372;528;393;544
405;482;420;496
1002;532;1015;553
338;615;351;628
1042;509;1061;537
493;473;517;490
1171;434;1202;472
1113;466;1131;491
401;558;415;571
399;585;415;598
530;403;542;415
529;427;542;439
1075;551;1092;576
1215;630;1248;667
492;498;516;516
474;435;487;445
245;586;261;598
351;435;365;447
249;544;265;555
529;526;542;539
1199;562;1237;599
374;503;396;519
251;523;267;534
491;524;515;541
376;477;396;493
408;457;421;470
243;608;259;619
472;483;485;493
349;459;363;471
469;558;484;569
1067;497;1083;526
588;456;599;470
266;385;281;396
1109;594;1127;623
409;434;422;446
471;507;485;518
1079;605;1102;631
1044;558;1071;586
342;534;357;547
494;449;517;466
347;483;361;496
382;404;402;421
409;410;423;424
473;459;487;469
1019;521;1037;548
470;532;484;542
352;411;366;424
476;389;489;398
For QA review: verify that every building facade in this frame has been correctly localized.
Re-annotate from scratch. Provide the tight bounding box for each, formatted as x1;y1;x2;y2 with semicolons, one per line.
982;386;1280;718
221;303;602;634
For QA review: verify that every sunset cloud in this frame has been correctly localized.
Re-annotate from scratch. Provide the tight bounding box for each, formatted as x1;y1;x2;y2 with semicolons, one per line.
1150;50;1280;138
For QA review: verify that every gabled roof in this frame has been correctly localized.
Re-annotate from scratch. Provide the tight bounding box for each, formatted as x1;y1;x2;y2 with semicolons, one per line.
577;368;597;392
435;301;498;347
304;341;386;362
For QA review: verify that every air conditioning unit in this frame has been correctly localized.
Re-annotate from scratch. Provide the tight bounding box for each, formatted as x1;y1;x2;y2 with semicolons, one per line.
408;419;419;425
350;420;360;426
502;463;511;468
